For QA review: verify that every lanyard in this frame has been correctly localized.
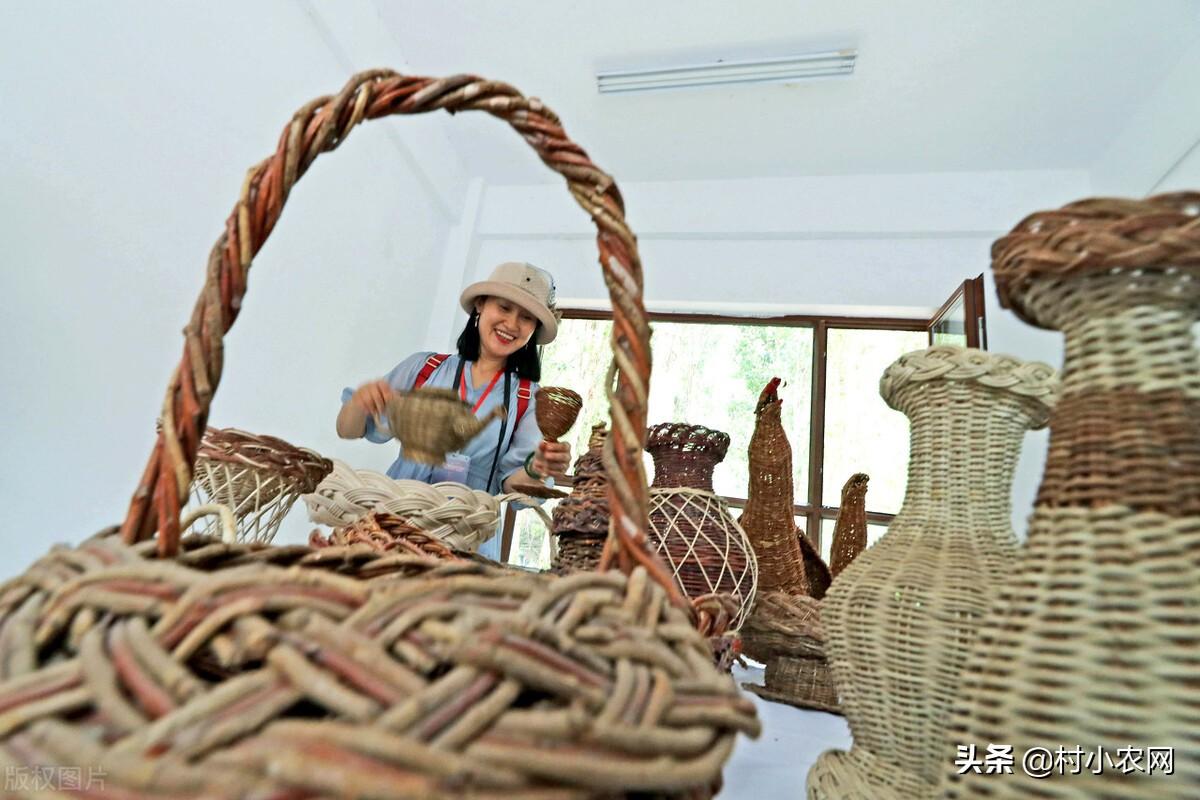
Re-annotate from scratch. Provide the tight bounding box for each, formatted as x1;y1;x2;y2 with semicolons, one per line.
450;359;513;493
460;367;504;415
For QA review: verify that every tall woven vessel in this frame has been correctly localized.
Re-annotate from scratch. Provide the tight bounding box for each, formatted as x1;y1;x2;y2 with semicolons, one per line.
828;473;869;578
0;70;760;797
943;194;1200;799
808;346;1058;800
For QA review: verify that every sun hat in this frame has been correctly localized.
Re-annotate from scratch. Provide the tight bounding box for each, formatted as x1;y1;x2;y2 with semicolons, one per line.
460;262;561;344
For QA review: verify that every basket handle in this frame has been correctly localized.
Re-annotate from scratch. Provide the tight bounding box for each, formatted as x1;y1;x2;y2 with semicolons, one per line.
117;71;680;603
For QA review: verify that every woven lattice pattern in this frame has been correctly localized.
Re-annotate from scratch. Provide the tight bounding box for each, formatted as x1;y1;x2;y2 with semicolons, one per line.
308;512;467;562
944;195;1200;799
0;531;759;797
809;347;1058;800
647;489;759;629
828;474;869;578
304;459;515;552
646;424;759;629
189;427;332;545
740;379;832;598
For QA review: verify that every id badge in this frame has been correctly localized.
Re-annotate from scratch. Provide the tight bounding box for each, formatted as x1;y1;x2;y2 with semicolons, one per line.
431;452;471;485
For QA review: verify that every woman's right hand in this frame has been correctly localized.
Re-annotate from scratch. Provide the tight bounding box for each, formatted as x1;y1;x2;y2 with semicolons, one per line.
351;379;394;419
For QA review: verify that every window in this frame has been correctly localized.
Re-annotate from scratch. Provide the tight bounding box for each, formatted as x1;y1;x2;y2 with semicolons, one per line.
505;290;985;570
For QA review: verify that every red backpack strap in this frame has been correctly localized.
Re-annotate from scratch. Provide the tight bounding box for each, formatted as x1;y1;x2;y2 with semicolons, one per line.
515;379;533;427
412;354;449;389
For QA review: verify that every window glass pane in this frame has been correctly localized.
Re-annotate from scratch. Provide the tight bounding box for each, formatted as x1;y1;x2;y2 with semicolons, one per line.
931;294;968;347
543;318;814;505
819;517;890;563
508;499;557;570
822;328;927;513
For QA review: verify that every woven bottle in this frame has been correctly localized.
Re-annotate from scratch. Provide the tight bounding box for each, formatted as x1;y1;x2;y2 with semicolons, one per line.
645;423;759;628
828;473;869;578
943;194;1200;799
550;424;611;573
808;346;1058;800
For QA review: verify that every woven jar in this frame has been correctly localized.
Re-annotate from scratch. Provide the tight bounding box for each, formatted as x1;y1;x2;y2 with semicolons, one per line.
551;424;611;573
645;423;759;629
808;346;1058;800
943;194;1200;799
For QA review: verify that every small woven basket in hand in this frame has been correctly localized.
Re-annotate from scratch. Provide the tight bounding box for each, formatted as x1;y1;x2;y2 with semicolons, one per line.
386;388;506;465
190;426;332;544
828;473;869;578
645;423;759;629
0;70;759;798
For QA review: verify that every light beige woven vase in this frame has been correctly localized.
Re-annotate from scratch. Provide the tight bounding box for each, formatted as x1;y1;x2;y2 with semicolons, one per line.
807;346;1059;800
942;194;1200;799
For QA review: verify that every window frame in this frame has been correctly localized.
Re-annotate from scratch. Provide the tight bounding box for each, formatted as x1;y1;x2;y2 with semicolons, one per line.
500;309;931;561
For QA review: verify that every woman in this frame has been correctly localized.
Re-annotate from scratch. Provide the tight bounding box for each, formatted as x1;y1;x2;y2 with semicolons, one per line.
337;262;573;555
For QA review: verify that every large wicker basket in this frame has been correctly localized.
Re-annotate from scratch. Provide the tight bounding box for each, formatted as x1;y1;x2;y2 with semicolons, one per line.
0;70;759;798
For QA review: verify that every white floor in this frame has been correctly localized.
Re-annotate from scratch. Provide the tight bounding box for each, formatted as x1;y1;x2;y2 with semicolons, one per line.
723;663;852;798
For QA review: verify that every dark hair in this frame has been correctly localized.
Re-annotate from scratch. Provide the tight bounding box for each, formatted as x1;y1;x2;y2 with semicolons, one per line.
456;308;542;382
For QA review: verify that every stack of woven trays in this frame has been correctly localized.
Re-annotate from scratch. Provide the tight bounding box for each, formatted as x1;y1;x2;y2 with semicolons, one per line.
551;424;611;574
740;591;838;713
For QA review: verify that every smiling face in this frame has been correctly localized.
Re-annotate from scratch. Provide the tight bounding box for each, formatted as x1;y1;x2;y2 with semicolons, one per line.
475;296;537;360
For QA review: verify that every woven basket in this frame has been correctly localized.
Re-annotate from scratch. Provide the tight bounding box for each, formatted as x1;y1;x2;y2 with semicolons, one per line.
741;591;841;715
189;426;332;544
808;347;1059;800
942;194;1200;799
303;459;550;553
828;474;868;578
645;423;759;629
0;70;759;797
386;388;506;465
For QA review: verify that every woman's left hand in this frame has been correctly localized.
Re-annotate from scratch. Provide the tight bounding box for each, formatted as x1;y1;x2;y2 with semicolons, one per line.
532;440;572;480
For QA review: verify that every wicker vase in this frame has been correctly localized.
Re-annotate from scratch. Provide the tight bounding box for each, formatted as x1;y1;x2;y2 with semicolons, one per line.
551;424;611;573
943;194;1200;799
808;346;1058;800
645;423;759;628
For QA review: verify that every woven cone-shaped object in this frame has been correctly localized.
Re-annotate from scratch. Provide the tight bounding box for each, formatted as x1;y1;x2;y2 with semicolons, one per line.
2;71;759;796
551;424;611;574
534;386;582;441
828;473;869;578
645;423;759;629
740;379;812;595
943;194;1200;799
808;347;1058;800
191;427;332;544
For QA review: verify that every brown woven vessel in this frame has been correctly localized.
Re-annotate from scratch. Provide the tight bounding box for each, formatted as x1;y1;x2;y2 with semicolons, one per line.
740;379;831;598
386;388;506;465
944;194;1200;799
0;70;760;797
551;424;611;574
535;386;583;441
741;591;840;714
828;473;869;578
808;347;1058;800
645;423;759;628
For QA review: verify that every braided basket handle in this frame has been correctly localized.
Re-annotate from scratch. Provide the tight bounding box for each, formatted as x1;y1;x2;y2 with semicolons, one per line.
118;70;680;602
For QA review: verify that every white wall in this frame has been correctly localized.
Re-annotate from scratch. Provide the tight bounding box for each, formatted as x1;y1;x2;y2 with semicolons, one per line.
452;170;1088;536
0;2;461;577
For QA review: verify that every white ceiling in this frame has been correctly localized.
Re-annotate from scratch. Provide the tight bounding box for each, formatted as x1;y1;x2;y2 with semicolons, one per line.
367;0;1200;184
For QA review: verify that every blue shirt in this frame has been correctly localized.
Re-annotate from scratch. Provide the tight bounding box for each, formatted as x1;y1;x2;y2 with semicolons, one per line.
341;352;542;494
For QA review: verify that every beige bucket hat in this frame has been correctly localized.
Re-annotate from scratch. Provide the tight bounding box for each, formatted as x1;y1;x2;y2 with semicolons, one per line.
460;262;561;344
